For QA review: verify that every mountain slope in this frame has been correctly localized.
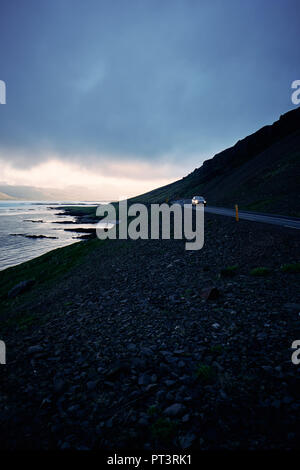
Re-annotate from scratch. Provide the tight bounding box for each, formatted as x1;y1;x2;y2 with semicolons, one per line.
0;191;15;200
0;185;52;200
0;192;14;201
0;184;99;201
131;107;300;216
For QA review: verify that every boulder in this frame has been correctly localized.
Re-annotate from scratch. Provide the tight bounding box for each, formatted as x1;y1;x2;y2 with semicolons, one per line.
27;345;43;355
201;286;220;301
163;403;186;417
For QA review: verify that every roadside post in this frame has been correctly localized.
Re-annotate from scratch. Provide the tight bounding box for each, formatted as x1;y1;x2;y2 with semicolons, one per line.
235;204;239;221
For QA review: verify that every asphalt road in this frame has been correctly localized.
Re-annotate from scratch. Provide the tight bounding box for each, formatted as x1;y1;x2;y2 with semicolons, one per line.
175;200;300;230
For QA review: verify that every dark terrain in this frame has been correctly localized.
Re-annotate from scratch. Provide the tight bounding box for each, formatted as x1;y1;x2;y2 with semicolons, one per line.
0;213;299;450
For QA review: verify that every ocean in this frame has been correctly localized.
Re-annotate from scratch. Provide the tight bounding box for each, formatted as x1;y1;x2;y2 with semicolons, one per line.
0;201;100;271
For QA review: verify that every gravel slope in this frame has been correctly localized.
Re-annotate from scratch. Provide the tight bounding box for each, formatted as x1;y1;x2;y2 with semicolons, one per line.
1;214;299;450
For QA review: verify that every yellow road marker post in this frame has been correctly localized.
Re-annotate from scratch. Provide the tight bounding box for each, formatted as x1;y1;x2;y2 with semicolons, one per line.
235;204;239;221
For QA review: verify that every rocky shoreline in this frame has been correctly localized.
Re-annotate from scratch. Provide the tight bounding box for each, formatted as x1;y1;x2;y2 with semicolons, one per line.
55;206;99;239
0;212;299;450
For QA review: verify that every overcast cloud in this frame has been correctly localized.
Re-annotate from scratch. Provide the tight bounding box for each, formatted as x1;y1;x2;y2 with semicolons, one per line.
0;0;299;181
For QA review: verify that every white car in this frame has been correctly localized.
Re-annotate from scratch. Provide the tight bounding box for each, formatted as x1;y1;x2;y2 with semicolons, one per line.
192;196;206;206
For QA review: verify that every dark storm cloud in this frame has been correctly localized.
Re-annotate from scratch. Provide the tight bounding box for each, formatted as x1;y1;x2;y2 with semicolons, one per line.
0;0;299;168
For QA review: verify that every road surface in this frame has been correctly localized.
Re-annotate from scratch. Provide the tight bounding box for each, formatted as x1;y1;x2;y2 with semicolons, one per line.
174;200;300;230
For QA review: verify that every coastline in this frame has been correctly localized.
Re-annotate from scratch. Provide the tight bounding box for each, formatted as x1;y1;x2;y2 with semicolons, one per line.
0;205;103;316
54;205;100;240
54;205;100;221
0;203;101;273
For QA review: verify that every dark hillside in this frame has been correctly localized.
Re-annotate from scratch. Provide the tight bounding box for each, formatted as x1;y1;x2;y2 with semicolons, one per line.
131;108;300;216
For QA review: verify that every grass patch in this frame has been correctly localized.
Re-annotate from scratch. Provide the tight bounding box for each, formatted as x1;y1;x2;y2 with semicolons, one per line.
210;344;222;354
280;263;300;273
151;417;177;442
184;288;194;298
17;313;37;329
4;312;38;330
0;238;104;316
250;267;271;276
147;405;159;416
220;265;238;277
195;363;216;383
244;199;274;211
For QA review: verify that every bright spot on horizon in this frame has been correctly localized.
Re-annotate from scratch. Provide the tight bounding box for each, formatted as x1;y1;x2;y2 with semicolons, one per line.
0;157;189;200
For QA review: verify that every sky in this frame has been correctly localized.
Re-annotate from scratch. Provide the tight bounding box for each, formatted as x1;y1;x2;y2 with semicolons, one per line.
0;0;299;199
